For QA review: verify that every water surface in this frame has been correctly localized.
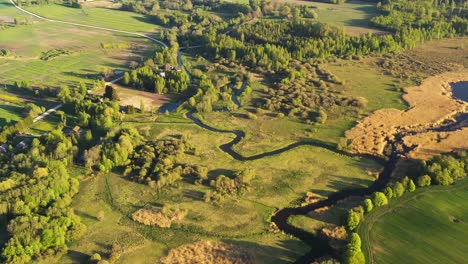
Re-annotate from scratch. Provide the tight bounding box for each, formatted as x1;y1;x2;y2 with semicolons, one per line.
451;81;468;102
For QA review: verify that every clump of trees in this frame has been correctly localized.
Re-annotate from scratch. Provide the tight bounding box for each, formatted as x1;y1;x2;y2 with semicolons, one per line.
123;136;197;189
371;0;468;36
204;169;256;202
423;153;466;185
84;128;143;172
0;129;85;263
122;49;190;94
258;62;365;123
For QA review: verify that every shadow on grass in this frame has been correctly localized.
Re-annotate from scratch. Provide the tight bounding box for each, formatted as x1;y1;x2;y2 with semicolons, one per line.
223;239;308;263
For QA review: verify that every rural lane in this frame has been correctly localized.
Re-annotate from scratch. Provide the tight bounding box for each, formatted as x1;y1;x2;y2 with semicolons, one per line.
32;103;63;123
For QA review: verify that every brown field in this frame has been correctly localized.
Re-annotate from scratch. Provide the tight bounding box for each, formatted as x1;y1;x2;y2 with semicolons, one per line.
92;84;171;110
160;241;255;264
403;129;468;160
345;70;468;158
81;0;120;8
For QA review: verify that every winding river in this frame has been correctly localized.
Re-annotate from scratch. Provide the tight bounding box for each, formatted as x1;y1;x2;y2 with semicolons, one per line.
185;111;402;263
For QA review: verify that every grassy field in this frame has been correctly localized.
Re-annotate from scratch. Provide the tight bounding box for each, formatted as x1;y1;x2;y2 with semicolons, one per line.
90;84;172;111
228;0;383;35
358;178;468;264
0;90;26;124
0;21;154;88
24;2;164;34
57;116;381;263
294;0;384;35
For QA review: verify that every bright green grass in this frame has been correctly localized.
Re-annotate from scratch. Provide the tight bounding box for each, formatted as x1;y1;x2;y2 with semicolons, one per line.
358;178;468;264
0;90;25;123
24;3;164;33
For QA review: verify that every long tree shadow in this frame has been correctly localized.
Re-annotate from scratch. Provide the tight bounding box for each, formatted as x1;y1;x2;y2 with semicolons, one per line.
223;239;310;263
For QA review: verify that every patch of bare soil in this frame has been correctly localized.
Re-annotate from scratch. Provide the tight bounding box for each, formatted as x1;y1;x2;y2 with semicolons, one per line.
81;0;120;8
131;206;186;228
345;70;468;159
159;241;256;264
92;84;171;110
0;16;14;24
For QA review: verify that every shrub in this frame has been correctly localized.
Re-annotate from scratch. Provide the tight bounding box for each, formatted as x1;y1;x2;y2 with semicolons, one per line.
343;233;365;264
393;182;405;197
246;112;258;120
346;210;361;231
407;179;416;192
416;175;431;187
371;192;388;207
363;198;373;213
90;253;102;262
384;186;393;199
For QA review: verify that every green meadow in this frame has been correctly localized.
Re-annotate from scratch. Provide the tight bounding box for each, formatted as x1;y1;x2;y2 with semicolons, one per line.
358;178;468;264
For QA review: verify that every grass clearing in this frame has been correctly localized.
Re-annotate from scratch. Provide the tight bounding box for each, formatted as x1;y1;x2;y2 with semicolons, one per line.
358;178;468;264
193;56;406;155
24;3;164;33
228;0;384;35
293;0;384;35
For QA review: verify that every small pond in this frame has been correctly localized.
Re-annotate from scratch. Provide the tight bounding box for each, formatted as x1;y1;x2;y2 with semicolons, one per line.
451;81;468;102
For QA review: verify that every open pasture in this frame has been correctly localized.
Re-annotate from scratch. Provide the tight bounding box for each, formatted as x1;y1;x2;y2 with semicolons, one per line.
24;2;164;33
291;0;383;35
0;20;154;88
358;178;468;264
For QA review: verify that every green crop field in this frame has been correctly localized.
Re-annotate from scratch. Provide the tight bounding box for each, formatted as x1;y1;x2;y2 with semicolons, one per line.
24;2;165;33
358;178;468;264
